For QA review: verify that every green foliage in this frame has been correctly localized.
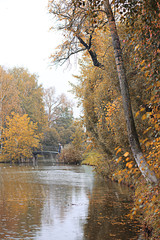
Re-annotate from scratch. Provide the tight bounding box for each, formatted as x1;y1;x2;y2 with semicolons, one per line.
43;89;77;147
54;105;73;129
58;125;75;146
42;127;60;148
43;89;75;147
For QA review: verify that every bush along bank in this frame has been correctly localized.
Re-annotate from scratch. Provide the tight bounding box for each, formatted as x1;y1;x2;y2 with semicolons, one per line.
58;144;83;165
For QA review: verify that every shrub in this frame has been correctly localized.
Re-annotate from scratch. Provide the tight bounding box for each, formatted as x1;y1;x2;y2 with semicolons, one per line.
59;144;82;164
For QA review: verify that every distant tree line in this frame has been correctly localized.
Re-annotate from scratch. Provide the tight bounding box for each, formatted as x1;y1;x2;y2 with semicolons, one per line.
0;66;83;162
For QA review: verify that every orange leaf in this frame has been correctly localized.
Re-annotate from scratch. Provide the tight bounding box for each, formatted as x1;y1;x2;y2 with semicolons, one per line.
117;156;122;163
135;111;140;117
142;114;147;120
124;152;129;157
116;148;122;155
128;163;133;169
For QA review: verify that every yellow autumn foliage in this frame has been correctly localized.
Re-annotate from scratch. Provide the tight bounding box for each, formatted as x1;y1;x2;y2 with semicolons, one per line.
2;112;42;162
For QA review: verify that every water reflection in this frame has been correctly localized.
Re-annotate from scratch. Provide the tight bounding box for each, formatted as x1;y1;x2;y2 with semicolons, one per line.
34;165;94;240
83;178;140;240
0;163;141;240
0;165;43;239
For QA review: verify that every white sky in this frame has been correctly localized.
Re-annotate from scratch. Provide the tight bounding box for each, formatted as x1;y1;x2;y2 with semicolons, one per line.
0;0;81;117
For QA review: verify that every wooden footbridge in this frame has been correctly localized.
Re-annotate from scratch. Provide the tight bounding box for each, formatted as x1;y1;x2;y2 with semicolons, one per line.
33;150;58;156
32;146;59;161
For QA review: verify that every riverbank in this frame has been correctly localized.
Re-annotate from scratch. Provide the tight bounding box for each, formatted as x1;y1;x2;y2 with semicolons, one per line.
82;153;160;240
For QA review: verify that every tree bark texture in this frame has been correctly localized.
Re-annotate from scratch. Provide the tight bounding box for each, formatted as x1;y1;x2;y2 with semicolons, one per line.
104;0;158;184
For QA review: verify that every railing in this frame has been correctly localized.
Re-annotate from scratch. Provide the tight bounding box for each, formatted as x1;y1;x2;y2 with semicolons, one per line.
42;145;58;152
32;146;59;158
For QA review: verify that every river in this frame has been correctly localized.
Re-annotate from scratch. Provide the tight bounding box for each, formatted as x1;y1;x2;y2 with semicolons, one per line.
0;161;142;240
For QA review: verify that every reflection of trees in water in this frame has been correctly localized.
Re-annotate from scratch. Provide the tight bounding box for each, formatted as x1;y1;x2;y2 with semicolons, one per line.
0;164;93;240
84;178;140;240
42;185;80;224
39;166;92;225
0;164;140;240
0;165;44;239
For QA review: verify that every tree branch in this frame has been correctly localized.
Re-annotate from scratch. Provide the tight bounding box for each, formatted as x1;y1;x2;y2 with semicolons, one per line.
77;35;104;68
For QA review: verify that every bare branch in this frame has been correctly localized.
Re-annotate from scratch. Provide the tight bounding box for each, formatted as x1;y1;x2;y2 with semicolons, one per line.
77;35;104;68
48;0;105;68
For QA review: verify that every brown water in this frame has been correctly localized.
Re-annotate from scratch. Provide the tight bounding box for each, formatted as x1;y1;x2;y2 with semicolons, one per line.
0;161;142;240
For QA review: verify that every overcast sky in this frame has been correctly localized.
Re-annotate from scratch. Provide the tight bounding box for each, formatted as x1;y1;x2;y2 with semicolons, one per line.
0;0;81;117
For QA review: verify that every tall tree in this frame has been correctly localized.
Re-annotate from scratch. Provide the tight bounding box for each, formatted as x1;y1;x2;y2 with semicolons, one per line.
43;89;75;147
48;0;158;183
54;94;73;129
43;86;58;127
51;93;74;145
43;88;73;128
71;120;85;151
2;113;41;162
0;67;21;126
103;0;154;182
9;67;46;132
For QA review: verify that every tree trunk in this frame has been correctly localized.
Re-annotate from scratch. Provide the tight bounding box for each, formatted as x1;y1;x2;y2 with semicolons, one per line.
104;0;158;184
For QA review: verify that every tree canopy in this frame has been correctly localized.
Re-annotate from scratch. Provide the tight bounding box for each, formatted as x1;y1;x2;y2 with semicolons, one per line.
43;87;76;148
48;0;159;183
2;113;41;162
0;66;46;161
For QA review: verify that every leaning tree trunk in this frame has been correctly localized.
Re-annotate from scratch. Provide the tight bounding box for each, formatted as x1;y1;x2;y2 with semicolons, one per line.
104;0;158;184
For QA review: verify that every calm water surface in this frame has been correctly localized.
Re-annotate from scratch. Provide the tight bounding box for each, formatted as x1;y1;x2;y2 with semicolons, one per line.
0;161;141;240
